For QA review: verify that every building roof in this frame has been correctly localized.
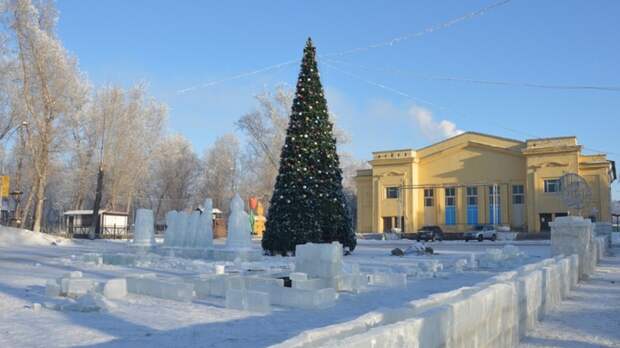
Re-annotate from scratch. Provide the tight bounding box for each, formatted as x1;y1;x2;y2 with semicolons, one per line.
372;148;415;155
414;131;525;153
63;210;128;216
525;135;577;142
372;131;601;158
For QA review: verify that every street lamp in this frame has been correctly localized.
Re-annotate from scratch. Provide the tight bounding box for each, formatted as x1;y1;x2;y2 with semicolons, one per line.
9;190;23;227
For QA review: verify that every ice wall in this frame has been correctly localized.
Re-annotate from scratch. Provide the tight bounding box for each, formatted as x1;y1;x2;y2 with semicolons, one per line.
163;198;214;249
133;209;155;247
271;237;610;348
295;242;343;278
550;216;594;278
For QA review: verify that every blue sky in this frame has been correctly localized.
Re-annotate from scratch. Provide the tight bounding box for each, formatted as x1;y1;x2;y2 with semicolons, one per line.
55;0;620;199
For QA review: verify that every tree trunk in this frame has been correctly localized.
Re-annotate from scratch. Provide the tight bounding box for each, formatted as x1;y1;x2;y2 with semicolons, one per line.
32;129;50;233
32;168;47;232
20;180;35;229
126;193;132;214
90;166;104;239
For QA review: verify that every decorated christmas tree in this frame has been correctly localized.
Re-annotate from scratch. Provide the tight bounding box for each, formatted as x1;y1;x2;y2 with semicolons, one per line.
262;38;356;255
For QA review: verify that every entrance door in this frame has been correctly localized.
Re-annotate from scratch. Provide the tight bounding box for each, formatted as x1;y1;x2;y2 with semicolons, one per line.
382;217;393;233
511;185;525;229
539;213;552;232
511;205;524;229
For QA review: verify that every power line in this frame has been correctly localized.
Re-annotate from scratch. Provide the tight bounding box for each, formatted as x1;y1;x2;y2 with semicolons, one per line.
322;0;512;58
324;58;620;93
323;60;620;158
177;60;298;95
321;61;440;108
176;0;511;94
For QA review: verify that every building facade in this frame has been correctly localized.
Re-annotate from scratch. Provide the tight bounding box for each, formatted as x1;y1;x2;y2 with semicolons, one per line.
355;132;616;234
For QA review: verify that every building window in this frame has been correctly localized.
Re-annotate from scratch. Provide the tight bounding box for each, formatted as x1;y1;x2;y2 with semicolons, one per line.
512;184;524;204
488;185;501;224
424;189;434;207
445;187;456;206
544;179;561;193
466;186;478;225
385;187;399;199
466;187;478;206
445;187;456;225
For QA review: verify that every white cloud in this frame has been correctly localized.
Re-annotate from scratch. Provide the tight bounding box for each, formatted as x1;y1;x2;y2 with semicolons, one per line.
409;105;463;141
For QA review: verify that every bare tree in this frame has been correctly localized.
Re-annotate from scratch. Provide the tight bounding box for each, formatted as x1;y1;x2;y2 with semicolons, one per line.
65;97;99;210
10;0;89;231
0;21;18;142
91;84;166;213
197;133;241;213
146;134;200;221
236;87;291;205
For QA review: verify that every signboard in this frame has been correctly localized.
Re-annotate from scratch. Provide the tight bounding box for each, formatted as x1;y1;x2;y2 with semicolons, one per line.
0;176;9;198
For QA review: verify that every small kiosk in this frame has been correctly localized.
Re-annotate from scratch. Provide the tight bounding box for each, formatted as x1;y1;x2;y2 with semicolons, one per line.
63;210;129;239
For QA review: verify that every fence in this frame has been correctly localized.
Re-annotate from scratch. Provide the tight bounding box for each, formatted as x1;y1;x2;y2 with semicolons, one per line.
68;225;130;239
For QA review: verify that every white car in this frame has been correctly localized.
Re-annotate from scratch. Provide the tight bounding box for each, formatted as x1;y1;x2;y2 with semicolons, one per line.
464;225;497;242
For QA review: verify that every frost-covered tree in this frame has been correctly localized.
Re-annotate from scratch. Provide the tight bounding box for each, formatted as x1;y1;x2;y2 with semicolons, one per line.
95;84;166;212
197;133;241;213
146;134;200;221
0;1;172;231
10;0;89;231
236;87;292;205
262;38;356;255
0;28;18;142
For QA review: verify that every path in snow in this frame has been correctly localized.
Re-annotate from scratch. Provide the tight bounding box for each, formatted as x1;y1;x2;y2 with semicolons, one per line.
520;247;620;348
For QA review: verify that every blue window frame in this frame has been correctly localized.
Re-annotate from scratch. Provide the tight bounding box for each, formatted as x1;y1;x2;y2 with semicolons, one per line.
466;186;478;225
445;187;456;225
488;185;501;224
467;206;478;225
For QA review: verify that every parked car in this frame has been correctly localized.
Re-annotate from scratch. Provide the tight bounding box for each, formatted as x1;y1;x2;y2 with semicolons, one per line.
417;225;444;242
464;224;497;242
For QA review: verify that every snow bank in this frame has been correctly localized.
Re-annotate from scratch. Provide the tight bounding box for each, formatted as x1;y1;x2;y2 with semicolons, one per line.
271;238;610;348
0;226;70;247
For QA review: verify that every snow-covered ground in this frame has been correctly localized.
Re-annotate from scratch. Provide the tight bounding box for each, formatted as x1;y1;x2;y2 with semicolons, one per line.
0;227;552;348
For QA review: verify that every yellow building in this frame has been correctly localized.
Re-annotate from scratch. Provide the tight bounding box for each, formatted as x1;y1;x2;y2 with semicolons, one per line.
355;132;616;234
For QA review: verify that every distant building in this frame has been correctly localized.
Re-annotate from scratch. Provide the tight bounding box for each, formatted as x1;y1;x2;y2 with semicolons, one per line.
355;132;616;234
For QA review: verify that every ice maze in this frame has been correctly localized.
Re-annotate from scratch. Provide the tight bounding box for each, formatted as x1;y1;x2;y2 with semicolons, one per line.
271;217;611;348
40;199;613;346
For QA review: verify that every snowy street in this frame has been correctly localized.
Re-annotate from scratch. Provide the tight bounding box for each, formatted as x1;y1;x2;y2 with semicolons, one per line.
519;247;620;348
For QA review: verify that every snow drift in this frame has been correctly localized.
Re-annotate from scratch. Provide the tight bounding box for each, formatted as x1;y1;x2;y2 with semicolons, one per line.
0;225;70;247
